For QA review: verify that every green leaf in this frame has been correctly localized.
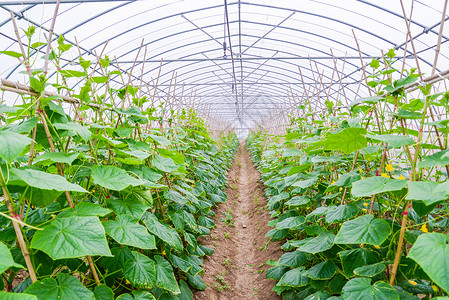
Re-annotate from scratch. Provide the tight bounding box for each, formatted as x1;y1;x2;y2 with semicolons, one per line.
278;251;307;268
305;261;336;280
341;278;399;300
282;148;303;157
179;280;193;300
91;76;109;83
54;122;91;141
335;215;390;246
292;177;319;189
365;134;414;148
164;189;188;205
0;242;24;274
326;205;358;224
276;267;310;287
25;188;61;207
315;128;367;154
418;150;449;168
25;273;94;300
276;216;305;230
187;273;206;290
12;168;87;193
58;70;87;78
106;197;150;220
0;50;23;58
0;131;32;163
103;215;156;249
93;284;114;300
144;214;183;252
31;216;111;259
123;251;156;289
406;181;446;206
349;96;383;108
339;248;379;278
116;291;156;300
351;177;406;197
305;291;331;300
152;155;179;173
0;292;38;299
408;233;449;293
0;104;20;114
3;117;38;133
149;134;171;147
298;232;335;254
154;255;180;294
58;202;112;218
353;262;386;277
91;165;144;191
35;151;80;165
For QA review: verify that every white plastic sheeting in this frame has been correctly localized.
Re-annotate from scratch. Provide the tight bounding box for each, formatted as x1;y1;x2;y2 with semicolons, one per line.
0;0;448;134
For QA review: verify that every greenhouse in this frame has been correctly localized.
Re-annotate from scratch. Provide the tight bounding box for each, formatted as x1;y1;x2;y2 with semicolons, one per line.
0;0;448;299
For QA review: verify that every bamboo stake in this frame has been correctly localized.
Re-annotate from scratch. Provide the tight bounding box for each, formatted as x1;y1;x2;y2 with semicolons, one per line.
43;0;61;77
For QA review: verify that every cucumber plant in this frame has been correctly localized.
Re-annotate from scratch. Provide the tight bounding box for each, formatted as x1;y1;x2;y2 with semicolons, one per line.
247;49;449;299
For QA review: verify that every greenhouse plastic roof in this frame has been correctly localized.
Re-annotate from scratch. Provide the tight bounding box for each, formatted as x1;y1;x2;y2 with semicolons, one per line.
1;0;449;134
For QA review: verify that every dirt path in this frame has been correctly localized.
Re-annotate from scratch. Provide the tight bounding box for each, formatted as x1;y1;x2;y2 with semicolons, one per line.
194;145;283;300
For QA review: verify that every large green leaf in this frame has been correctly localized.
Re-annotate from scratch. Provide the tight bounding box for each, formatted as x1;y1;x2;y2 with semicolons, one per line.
25;188;62;208
341;278;399;300
315;128;367;154
54;122;91;141
144;214;183;252
91;165;144;191
103;215;156;249
93;284;114;300
154;255;180;294
276;267;310;287
304;261;336;280
406;181;446;206
31;216;111;259
12;168;87;193
278;251;307;268
292;177;319;189
276;216;305;230
365;134;414;148
353;262;386;277
298;232;335;254
338;248;379;278
408;233;449;293
351;177;406;197
123;251;156;289
0;292;37;299
164;189;188;205
349;96;383;108
116;291;156;300
35;151;80;165
335;215;390;246
418;150;449;168
58;202;112;218
152;155;179;173
25;273;94;300
0;131;32;163
0;242;24;274
149;134;171;147
326;205;358;224
106;197;150;220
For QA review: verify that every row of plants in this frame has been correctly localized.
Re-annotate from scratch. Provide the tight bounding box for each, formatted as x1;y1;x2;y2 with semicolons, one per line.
246;49;449;300
0;25;239;299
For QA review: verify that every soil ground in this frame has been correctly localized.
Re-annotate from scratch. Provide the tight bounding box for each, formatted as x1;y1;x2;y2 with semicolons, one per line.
194;145;283;300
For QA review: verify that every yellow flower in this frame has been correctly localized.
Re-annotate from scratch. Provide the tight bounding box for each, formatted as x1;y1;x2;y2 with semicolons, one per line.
126;279;131;285
361;177;364;179
363;202;369;207
409;280;418;286
362;208;367;212
358;168;363;173
162;250;166;256
398;175;406;180
381;173;389;178
306;207;310;210
432;285;438;292
373;245;380;249
331;180;336;185
421;224;429;233
339;187;343;192
386;164;394;172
